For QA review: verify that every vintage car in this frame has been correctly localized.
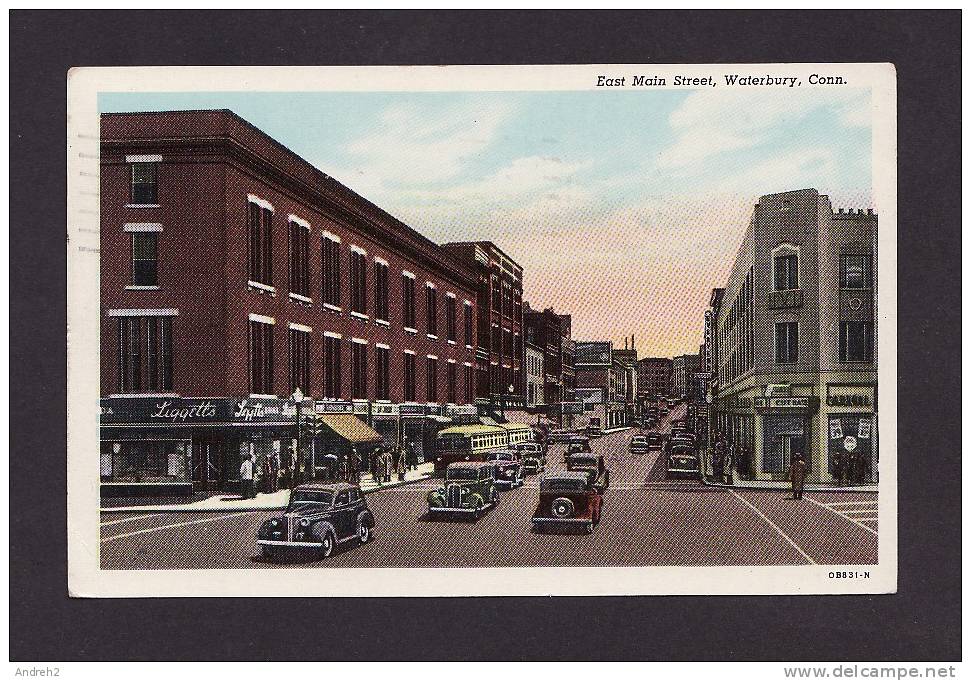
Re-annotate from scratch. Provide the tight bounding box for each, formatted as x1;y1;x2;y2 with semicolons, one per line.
586;424;604;438
666;445;700;479
547;429;574;443
564;434;592;456
427;461;500;518
488;449;525;488
669;433;696;451
646;432;666;450
565;452;610;494
256;483;374;560
629;434;651;455
514;442;548;474
531;472;603;534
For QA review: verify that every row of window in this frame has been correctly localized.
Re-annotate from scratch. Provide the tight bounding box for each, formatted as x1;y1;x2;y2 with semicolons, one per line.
772;320;874;364
772;250;873;292
250;319;474;403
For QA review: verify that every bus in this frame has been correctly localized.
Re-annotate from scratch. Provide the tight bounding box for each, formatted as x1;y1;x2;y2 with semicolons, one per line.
433;425;508;474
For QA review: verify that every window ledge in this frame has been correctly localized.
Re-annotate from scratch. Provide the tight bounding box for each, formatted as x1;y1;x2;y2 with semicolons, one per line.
289;292;313;304
126;204;161;209
447;339;457;345
375;318;390;327
107;393;179;398
323;303;342;312
404;327;418;334
350;311;370;321
249;393;279;399
427;334;439;340
248;280;277;295
125;285;160;291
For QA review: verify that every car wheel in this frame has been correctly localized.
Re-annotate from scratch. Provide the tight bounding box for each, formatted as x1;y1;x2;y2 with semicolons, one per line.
260;545;277;561
318;532;335;559
358;521;371;544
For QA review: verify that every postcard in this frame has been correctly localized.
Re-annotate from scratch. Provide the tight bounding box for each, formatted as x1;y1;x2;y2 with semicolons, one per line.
67;63;896;596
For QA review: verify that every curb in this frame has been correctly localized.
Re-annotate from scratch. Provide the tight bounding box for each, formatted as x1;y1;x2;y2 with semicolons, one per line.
700;478;878;493
100;473;434;514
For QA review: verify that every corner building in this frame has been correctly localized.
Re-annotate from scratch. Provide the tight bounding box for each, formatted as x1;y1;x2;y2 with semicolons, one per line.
100;110;478;496
712;189;877;484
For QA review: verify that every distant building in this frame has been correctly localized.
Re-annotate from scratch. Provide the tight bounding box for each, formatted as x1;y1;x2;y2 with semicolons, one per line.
712;189;877;484
671;354;701;400
525;338;545;408
637;357;673;399
523;305;574;410
575;341;627;429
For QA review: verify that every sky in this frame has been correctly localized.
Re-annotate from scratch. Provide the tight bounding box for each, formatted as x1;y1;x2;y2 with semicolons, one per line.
100;88;873;358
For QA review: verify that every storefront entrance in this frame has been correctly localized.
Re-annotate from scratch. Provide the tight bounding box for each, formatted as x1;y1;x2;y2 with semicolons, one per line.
762;414;807;478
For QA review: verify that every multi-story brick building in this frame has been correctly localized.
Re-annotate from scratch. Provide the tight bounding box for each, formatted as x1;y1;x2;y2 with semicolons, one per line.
441;241;524;413
637;357;673;400
99;110;479;496
712;189;877;484
671;354;701;400
575;341;628;429
523;305;576;424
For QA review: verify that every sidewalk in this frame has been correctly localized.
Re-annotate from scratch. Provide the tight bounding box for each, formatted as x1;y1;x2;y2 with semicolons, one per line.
602;426;632;434
100;462;436;513
702;477;878;493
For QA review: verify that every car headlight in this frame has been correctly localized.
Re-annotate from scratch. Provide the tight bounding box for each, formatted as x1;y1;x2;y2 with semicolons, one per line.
300;518;311;527
506;470;515;477
270;519;280;527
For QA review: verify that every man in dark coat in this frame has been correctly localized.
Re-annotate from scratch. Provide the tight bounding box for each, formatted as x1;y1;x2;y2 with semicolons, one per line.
832;451;845;487
789;454;807;500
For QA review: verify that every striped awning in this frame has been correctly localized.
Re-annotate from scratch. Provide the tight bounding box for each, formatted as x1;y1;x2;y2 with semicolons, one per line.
316;413;382;444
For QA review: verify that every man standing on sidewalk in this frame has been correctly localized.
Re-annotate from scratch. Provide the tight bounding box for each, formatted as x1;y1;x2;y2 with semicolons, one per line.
239;453;255;500
789;453;807;500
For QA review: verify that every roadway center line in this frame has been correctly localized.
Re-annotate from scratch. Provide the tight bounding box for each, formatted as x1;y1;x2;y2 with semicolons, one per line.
806;497;879;537
729;490;816;565
101;511;257;543
100;513;167;526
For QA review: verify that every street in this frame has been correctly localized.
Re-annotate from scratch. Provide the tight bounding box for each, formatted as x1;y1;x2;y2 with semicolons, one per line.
101;406;877;569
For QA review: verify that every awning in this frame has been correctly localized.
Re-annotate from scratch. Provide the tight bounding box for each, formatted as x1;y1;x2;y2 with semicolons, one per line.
316;413;382;444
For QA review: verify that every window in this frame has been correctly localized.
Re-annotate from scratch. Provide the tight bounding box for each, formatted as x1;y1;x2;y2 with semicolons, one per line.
130;162;158;204
426;357;438;402
446;295;457;342
288;327;310;393
288;220;310;297
374;261;389;322
426;284;438;336
131;232;158;286
773;252;799;291
774;322;799;364
350;249;367;315
447;362;457;404
403;353;416;401
491;275;501;311
323;335;342;398
840;321;874;362
375;346;390;400
402;274;416;329
247;200;273;285
352;342;368;399
464;364;474;403
117;316;173;392
491;324;500;353
840;254;872;289
249;319;274;395
322;236;341;307
464;302;473;346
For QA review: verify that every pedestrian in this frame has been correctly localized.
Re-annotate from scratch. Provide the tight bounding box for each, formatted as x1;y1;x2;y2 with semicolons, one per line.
737;447;751;480
789;453;807;500
268;450;280;492
723;442;734;486
239;452;255;500
338;453;349;483
846;449;859;486
350;447;361;484
405;440;418;470
383;448;393;483
322;452;337;482
395;446;406;481
260;454;273;495
832;451;845;487
369;448;380;484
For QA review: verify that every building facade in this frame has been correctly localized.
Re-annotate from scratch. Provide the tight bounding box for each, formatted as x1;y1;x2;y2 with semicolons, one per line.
523;305;576;424
671;354;701;400
100;110;479;495
442;241;525;413
525;339;545;408
575;341;628;429
712;189;877;484
637;357;673;400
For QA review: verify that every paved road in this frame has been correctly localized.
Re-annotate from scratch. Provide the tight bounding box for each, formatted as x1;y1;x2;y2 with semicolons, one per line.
101;406;877;569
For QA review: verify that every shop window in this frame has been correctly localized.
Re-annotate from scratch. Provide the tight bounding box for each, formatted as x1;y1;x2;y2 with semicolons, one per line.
288;219;310;297
840;321;873;362
247;200;274;286
131;232;158;286
774;322;798;364
352;342;368;399
322;236;341;307
130;161;158;204
323;336;342;398
288;327;310;394
249;319;274;395
840;254;872;289
102;440;189;482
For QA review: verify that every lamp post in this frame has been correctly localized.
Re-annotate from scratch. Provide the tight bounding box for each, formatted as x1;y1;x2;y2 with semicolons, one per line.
292;387;304;484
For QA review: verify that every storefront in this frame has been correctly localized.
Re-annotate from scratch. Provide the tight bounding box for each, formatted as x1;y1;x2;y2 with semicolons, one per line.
371;401;400;450
100;396;300;497
400;403;428;462
824;383;877;484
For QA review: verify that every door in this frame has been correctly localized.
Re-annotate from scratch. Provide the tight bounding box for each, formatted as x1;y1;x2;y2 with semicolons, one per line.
333;491;352;538
782;435;806;473
192;439;224;492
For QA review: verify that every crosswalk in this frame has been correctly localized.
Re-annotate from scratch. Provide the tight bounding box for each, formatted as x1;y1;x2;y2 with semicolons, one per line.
808;498;878;535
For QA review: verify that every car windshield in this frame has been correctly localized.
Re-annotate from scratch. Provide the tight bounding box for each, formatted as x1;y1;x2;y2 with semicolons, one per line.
288;490;334;509
570;456;597;466
446;468;478;482
541;478;586;492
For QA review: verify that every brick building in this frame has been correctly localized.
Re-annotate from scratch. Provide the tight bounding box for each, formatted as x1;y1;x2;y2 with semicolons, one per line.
523;305;576;425
671;354;701;400
100;110;479;496
441;241;524;413
637;357;673;400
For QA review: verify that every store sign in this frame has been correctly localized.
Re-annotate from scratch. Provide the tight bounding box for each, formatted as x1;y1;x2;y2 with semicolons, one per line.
101;397;298;425
826;386;874;408
314;400;354;414
858;417;872;439
155;399;219;422
754;397;811;410
233;398;296;421
372;403;400;417
829;418;844;440
399;403;427;416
